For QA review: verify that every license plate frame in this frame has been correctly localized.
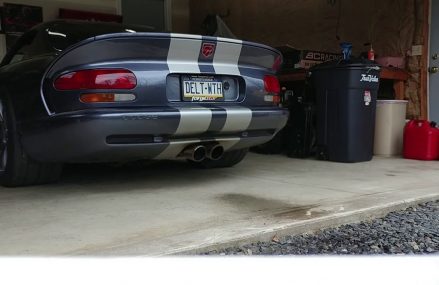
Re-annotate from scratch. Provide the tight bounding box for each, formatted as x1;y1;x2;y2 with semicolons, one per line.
181;75;224;102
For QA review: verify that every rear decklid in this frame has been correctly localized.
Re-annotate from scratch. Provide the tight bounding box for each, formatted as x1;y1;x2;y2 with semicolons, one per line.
42;32;282;114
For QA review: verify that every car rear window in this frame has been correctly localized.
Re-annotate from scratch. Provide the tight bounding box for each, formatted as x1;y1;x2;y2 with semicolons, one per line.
1;21;155;66
46;21;155;52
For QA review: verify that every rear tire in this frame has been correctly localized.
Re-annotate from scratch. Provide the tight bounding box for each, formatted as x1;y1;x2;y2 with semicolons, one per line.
190;148;248;169
0;95;62;187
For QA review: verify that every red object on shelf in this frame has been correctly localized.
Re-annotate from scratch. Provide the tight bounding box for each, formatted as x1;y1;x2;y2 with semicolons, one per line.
367;46;375;61
403;120;439;160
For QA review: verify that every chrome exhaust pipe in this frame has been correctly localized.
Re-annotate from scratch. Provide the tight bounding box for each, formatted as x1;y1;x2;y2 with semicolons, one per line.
206;144;224;161
180;145;206;162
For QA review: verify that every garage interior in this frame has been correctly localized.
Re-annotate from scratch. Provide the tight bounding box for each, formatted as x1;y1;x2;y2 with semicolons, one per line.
0;0;438;255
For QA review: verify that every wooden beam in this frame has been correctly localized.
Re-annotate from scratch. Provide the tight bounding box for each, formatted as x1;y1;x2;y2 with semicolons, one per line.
420;0;430;119
380;67;410;81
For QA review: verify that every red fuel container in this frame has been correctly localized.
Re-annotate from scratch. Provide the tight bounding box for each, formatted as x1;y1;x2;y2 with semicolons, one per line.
403;120;439;160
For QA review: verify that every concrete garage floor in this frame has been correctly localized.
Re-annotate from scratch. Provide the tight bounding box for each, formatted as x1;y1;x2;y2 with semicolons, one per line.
0;153;438;256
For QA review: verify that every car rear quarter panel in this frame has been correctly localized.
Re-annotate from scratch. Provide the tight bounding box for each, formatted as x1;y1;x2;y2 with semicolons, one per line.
0;56;54;120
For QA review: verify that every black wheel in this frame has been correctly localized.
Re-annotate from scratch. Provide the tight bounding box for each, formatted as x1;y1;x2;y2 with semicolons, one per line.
0;95;62;187
190;148;248;169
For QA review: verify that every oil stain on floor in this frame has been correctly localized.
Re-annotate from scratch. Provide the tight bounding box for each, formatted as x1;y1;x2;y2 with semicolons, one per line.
218;193;324;220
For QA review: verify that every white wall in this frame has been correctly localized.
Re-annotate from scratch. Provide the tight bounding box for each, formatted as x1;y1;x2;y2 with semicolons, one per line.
0;0;119;59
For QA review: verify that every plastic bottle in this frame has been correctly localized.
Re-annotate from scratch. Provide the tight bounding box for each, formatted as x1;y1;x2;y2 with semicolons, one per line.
368;45;375;61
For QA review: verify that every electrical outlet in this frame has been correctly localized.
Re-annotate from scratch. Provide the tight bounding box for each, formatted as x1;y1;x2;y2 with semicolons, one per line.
411;45;423;56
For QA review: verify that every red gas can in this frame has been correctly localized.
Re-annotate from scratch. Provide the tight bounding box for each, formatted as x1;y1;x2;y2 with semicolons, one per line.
403;120;439;160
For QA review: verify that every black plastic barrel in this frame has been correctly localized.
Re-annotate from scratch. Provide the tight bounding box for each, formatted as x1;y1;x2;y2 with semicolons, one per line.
310;59;381;162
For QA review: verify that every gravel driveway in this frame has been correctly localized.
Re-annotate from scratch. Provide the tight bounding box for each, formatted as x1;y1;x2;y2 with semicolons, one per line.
203;200;439;255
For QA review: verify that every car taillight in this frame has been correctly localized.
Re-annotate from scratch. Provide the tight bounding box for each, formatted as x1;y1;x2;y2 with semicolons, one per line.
264;75;281;105
264;75;280;94
272;55;282;72
54;69;137;90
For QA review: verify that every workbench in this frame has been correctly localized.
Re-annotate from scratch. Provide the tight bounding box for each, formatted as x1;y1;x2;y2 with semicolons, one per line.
278;66;410;100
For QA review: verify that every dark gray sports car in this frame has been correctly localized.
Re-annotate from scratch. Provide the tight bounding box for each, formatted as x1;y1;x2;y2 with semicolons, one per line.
0;20;288;186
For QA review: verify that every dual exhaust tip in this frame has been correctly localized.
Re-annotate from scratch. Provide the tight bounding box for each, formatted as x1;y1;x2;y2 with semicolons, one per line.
180;144;224;162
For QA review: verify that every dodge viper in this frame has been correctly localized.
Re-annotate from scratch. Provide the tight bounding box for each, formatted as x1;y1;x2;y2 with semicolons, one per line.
0;20;288;186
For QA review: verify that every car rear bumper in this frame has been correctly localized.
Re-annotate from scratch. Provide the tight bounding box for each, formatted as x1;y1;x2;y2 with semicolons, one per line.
20;106;288;163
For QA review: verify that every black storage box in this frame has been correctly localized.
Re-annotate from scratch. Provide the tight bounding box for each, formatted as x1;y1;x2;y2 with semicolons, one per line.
310;59;381;162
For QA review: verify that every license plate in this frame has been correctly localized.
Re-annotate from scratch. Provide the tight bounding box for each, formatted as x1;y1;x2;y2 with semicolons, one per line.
182;76;223;101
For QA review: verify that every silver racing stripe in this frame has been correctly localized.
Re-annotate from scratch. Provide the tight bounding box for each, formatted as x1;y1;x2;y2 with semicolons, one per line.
156;107;253;158
216;37;243;44
155;139;201;159
167;33;202;73
156;106;211;159
213;39;243;75
221;107;252;132
172;33;205;40
175;107;212;135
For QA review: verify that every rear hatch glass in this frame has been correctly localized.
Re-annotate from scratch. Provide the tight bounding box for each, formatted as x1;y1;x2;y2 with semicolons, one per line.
46;21;155;52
